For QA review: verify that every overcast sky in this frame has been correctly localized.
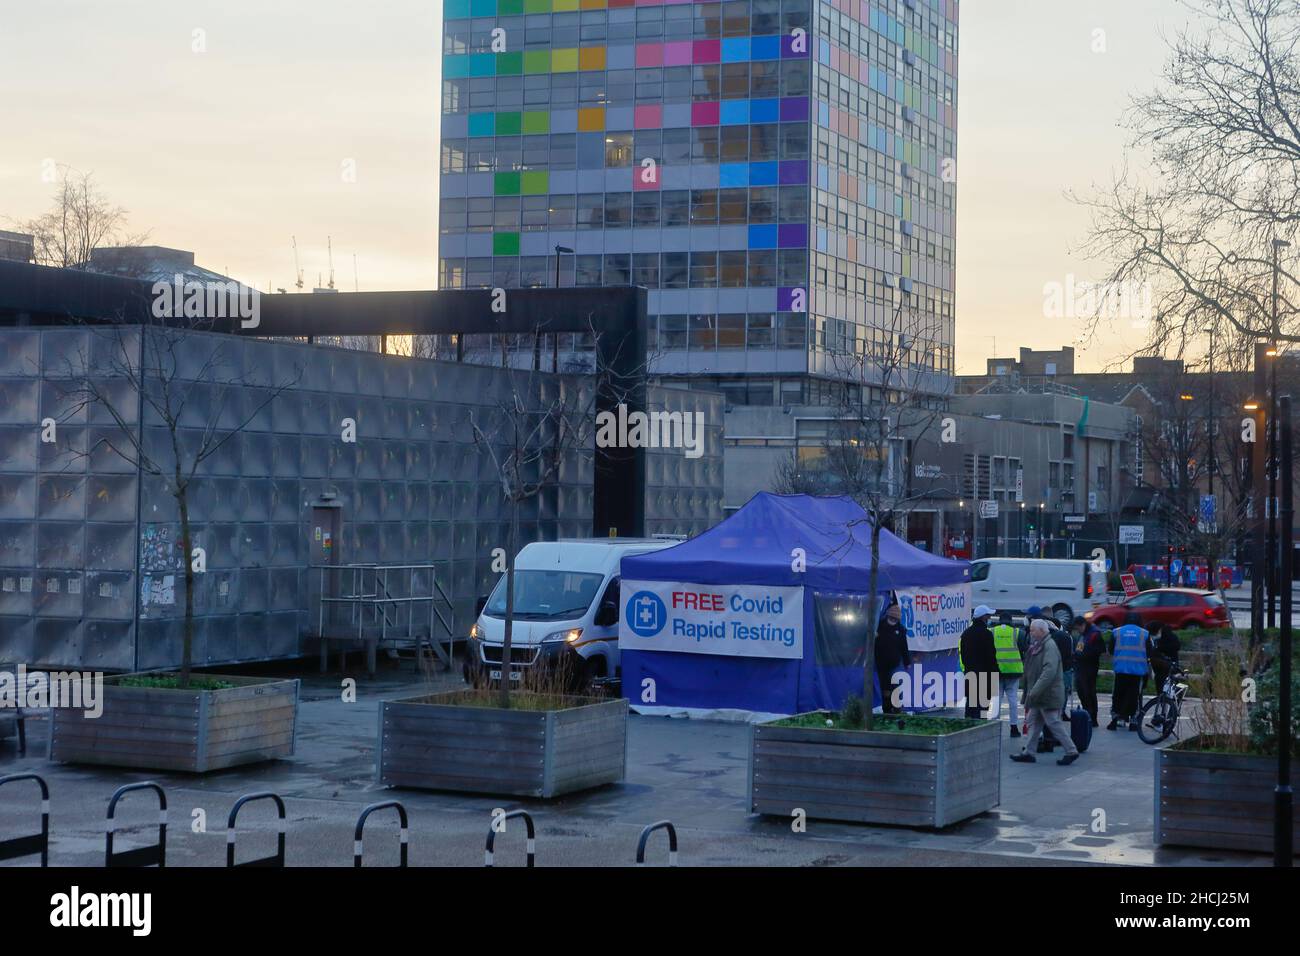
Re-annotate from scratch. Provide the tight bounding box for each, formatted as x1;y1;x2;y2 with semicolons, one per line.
1;0;1185;372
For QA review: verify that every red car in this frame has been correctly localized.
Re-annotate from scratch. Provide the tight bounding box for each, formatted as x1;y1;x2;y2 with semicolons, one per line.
1086;588;1230;631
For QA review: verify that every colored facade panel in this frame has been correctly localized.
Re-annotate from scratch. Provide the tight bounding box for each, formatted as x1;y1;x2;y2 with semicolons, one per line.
439;0;958;395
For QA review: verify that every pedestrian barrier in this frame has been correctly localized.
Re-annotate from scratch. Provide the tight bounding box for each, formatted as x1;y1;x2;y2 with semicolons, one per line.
485;809;535;868
105;782;167;868
227;792;287;868
0;772;49;866
353;800;408;867
635;820;678;867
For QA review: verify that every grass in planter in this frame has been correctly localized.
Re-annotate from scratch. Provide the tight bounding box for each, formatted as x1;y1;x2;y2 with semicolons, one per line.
118;675;236;691
773;696;982;735
420;688;598;711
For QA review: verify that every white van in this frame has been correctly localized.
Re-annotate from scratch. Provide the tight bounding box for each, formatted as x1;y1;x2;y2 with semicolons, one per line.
969;557;1107;627
466;538;678;690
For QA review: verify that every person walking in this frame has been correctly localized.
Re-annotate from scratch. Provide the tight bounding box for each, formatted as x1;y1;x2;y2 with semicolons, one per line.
1070;615;1107;727
875;602;912;713
1026;606;1074;721
1010;618;1080;765
1108;611;1150;731
959;605;1000;720
990;611;1024;737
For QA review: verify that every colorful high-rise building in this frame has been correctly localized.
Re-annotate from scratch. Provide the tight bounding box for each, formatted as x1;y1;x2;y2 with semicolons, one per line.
439;0;958;404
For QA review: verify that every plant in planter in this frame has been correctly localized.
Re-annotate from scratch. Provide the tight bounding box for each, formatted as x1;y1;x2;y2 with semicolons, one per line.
749;695;1001;827
378;321;635;796
47;316;302;773
1155;650;1300;853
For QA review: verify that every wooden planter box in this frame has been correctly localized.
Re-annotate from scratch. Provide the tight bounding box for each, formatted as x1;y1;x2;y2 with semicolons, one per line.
1155;740;1300;854
49;675;300;773
749;715;1001;827
378;692;627;798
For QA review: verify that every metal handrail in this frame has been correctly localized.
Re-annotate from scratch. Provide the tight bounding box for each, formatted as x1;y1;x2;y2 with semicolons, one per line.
310;563;454;672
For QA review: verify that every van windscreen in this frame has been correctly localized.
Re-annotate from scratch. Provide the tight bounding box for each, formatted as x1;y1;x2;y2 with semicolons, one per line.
483;570;605;621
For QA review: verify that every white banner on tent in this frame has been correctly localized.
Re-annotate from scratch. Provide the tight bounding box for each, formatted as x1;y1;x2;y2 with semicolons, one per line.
619;580;803;659
896;583;971;652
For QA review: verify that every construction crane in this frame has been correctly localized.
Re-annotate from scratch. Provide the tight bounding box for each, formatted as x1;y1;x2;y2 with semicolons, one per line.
292;236;304;291
327;236;336;290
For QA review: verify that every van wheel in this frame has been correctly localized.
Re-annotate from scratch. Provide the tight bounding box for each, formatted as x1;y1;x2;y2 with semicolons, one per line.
582;657;607;696
1051;604;1073;628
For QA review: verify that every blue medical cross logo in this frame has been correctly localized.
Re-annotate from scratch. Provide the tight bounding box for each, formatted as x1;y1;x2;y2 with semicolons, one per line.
626;591;667;638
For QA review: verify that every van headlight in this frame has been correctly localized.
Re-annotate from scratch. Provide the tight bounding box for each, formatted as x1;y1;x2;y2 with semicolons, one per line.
469;623;480;640
541;627;583;644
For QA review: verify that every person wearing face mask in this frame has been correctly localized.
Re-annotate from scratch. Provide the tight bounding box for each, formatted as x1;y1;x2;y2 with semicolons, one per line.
874;602;912;713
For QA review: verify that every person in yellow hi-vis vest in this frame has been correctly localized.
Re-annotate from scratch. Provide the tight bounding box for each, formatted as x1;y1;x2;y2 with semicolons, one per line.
990;611;1025;738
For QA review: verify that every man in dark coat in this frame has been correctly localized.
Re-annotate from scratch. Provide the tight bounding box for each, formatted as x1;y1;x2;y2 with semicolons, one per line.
875;602;912;713
1070;615;1108;727
959;605;1000;719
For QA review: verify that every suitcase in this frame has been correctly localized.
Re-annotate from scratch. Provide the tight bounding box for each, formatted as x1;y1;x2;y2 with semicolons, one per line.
1069;708;1092;752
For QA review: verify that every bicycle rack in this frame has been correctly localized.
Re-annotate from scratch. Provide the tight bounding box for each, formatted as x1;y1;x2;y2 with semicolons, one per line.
226;792;287;868
0;773;49;867
105;782;167;868
353;801;408;867
485;809;535;868
635;820;678;867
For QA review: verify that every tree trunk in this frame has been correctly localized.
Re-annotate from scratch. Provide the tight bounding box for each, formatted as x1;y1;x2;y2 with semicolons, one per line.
498;497;520;709
861;523;882;730
178;490;194;689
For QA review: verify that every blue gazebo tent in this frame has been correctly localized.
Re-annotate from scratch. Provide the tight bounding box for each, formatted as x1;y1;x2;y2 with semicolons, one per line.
619;493;971;716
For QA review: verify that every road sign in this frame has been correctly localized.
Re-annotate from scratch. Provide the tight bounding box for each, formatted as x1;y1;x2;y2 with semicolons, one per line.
979;500;998;519
1170;558;1184;575
1199;494;1217;532
1015;469;1024;503
1064;514;1086;524
1120;573;1139;598
1119;525;1144;544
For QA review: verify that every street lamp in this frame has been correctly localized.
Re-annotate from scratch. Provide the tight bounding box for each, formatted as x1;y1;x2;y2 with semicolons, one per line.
1277;393;1294;867
1268;238;1289;629
958;499;969;558
554;244;574;289
1019;501;1025;558
1038;502;1045;558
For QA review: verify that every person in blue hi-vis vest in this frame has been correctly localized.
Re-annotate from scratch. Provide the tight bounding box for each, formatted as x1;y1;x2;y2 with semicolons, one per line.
1107;612;1150;731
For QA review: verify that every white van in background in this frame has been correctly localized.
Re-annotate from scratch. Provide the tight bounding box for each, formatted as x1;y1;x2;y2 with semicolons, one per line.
969;557;1107;627
466;538;678;690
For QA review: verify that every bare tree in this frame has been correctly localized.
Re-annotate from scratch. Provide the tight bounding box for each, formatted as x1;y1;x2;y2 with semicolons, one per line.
61;312;300;686
18;167;148;269
1075;0;1300;369
468;318;640;707
775;299;950;726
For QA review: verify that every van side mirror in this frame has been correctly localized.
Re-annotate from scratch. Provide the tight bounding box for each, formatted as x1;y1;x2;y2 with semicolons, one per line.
475;594;488;617
594;600;619;627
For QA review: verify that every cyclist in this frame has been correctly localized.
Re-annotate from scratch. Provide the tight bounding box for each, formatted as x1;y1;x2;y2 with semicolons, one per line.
1147;624;1181;728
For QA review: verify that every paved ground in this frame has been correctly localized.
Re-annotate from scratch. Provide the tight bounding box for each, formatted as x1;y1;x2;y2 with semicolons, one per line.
0;660;1271;867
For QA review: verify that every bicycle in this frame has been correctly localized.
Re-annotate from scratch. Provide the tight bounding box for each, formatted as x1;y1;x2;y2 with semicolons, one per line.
1135;662;1189;744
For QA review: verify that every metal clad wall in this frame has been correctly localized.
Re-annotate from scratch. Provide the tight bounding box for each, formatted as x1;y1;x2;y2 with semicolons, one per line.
0;329;724;671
